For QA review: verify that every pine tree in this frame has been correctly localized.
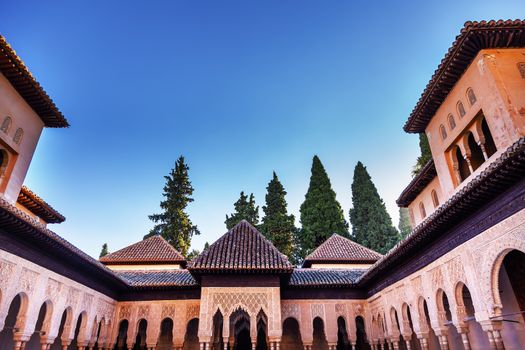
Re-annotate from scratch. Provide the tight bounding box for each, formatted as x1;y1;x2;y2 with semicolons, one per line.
259;172;297;260
225;191;259;229
398;207;412;239
99;243;109;258
299;156;349;257
349;161;400;254
145;156;200;256
412;133;432;176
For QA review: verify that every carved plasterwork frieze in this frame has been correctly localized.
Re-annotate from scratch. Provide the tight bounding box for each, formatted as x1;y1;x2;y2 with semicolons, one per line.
20;267;39;294
119;305;131;320
335;303;346;317
66;287;81;309
186;304;200;321
46;278;63;298
138;305;150;319
82;293;94;312
311;304;325;320
0;259;15;284
212;292;269;316
162;305;176;319
446;256;466;285
281;303;300;321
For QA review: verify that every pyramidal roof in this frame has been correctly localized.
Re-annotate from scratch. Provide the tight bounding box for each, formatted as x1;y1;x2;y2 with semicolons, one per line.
303;233;382;267
189;220;293;274
100;235;186;265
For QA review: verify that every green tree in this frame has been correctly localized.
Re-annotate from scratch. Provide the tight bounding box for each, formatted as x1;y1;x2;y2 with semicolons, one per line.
299;156;349;257
187;249;200;260
349;161;400;254
99;243;109;258
259;172;297;260
412;133;432;176
225;191;259;229
398;207;412;239
145;156;200;256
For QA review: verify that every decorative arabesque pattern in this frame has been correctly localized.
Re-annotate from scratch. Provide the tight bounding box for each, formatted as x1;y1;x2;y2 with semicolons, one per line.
212;292;269;316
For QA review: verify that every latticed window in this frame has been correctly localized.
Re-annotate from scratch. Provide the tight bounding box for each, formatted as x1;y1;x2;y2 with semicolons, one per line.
1;116;12;133
448;114;456;130
518;62;525;79
440;124;447;140
457;101;466;118
467;88;477;105
13;128;23;145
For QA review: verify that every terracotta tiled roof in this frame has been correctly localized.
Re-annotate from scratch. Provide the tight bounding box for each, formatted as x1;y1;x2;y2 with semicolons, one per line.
0;35;69;128
396;160;437;207
17;186;65;224
288;269;365;287
303;234;382;267
404;20;525;133
189;220;293;274
100;235;186;265
360;136;525;287
116;270;198;288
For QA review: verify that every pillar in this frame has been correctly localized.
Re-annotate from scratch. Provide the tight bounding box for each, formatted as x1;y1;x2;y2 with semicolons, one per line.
480;320;505;350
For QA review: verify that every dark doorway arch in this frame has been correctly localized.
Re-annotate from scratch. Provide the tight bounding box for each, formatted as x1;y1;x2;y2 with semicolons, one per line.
0;294;24;350
157;318;173;350
183;318;199;350
467;133;485;171
133;319;147;350
355;316;369;350
281;318;303;350
312;317;328;350
114;319;129;350
336;317;350;350
481;117;497;157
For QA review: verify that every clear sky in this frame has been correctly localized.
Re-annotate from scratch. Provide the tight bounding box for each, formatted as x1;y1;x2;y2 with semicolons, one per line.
1;1;523;258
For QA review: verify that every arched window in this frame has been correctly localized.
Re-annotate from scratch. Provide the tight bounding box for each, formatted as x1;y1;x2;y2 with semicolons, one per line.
518;62;525;79
467;88;477;105
13;128;23;145
457;101;466;118
481;117;497;158
448;114;456;130
419;202;426;219
455;146;470;182
439;124;447;140
1;116;12;133
431;190;439;208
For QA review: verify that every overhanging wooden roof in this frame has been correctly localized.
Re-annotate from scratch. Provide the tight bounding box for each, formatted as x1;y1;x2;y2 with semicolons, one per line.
0;35;69;128
404;20;525;133
396;160;437;207
17;186;65;224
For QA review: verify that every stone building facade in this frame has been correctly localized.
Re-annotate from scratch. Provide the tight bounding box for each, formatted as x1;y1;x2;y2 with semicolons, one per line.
0;20;525;350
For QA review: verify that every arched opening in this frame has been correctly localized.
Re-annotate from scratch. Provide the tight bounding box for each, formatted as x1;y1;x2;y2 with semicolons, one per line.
183;318;199;350
454;146;470;182
467;88;477;105
448;114;456;130
211;310;224;350
355;316;368;350
390;308;406;350
50;308;72;350
230;308;251;350
419;202;426;220
457;101;466;118
94;319;104;350
431;190;439;208
69;312;86;350
157;318;173;350
0;293;26;349
132;319;147;350
114;319;129;350
481;117;497;158
13;128;23;145
312;317;328;350
439;125;447;140
336;317;350;350
402;304;420;350
255;310;268;350
494;250;525;348
418;298;439;350
0;116;11;133
436;290;462;349
455;283;490;349
281;318;303;350
26;301;52;350
467;133;484;171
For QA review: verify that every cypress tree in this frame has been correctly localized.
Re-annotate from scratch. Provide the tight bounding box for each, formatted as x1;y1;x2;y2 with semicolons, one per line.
145;156;200;256
412;133;432;176
349;161;400;254
225;191;259;229
398;207;412;239
259;172;297;259
299;156;349;257
99;243;109;258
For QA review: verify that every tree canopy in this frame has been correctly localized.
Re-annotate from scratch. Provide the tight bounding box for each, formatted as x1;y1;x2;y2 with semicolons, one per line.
225;191;259;229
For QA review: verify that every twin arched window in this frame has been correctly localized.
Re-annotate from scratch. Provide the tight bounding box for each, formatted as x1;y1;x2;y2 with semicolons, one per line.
419;202;427;219
467;88;477;106
1;116;12;133
439;124;447;140
448;114;456;130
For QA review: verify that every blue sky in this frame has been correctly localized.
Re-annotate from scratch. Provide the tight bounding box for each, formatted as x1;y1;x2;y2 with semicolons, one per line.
1;1;523;258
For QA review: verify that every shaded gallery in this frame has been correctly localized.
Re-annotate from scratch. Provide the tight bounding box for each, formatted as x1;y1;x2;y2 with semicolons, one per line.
0;20;525;350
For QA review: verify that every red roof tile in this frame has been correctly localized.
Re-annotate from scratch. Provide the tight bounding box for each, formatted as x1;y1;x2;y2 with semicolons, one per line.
17;186;65;224
188;220;293;274
404;20;525;133
0;35;69;128
303;234;382;267
100;235;186;265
